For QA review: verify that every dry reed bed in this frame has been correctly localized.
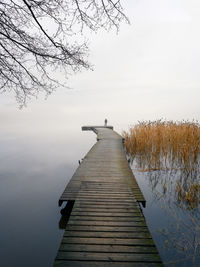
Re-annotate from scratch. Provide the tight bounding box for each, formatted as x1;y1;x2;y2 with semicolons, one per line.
123;120;200;207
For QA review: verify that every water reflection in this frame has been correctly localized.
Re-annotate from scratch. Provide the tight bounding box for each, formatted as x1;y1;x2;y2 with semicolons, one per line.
133;164;200;266
0;130;95;267
59;201;75;230
140;167;200;209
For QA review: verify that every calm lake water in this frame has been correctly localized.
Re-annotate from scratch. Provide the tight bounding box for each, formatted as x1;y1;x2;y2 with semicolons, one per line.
134;166;200;266
0;129;96;267
0;128;199;266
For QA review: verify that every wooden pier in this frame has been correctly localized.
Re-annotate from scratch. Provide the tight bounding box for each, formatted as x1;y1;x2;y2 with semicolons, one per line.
54;126;162;266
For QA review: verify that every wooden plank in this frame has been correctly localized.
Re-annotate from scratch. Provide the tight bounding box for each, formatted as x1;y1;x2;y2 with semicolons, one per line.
73;202;140;208
65;225;149;232
69;216;145;222
64;231;152;239
56;251;161;262
73;204;140;209
61;197;137;202
82;126;113;130
73;206;140;211
59;244;157;253
60;198;137;203
73;192;134;196
72;208;140;213
63;189;132;191
54;261;163;267
71;212;142;217
67;220;146;227
62;194;135;198
69;197;137;202
70;188;133;191
61;237;155;246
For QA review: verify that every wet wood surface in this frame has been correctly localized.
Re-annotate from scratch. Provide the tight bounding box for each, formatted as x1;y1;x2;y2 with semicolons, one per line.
54;127;162;266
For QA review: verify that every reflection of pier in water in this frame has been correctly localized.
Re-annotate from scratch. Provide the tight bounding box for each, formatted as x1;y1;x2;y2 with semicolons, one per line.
54;126;162;266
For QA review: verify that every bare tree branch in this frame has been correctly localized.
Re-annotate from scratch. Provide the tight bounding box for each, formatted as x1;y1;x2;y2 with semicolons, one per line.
0;0;128;106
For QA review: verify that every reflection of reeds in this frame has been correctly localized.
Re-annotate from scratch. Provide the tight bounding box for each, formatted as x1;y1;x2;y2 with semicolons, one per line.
176;181;200;208
123;120;200;207
159;199;200;265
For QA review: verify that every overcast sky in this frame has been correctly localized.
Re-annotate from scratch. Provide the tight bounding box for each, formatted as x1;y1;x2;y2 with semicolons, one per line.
1;0;200;135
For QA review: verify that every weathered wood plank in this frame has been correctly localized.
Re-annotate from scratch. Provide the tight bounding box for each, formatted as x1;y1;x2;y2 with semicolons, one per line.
72;207;140;211
62;194;136;199
59;244;157;253
67;220;146;227
71;188;133;191
54;261;163;267
60;198;138;203
69;216;145;222
76;204;142;210
65;225;149;232
72;208;140;213
61;237;155;246
73;206;140;211
56;251;161;262
67;192;134;196
67;197;137;202
71;212;142;217
64;231;152;239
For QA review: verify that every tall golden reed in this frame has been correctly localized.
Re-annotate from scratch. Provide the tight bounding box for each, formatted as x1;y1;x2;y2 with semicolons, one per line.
123;120;200;173
123;120;200;206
